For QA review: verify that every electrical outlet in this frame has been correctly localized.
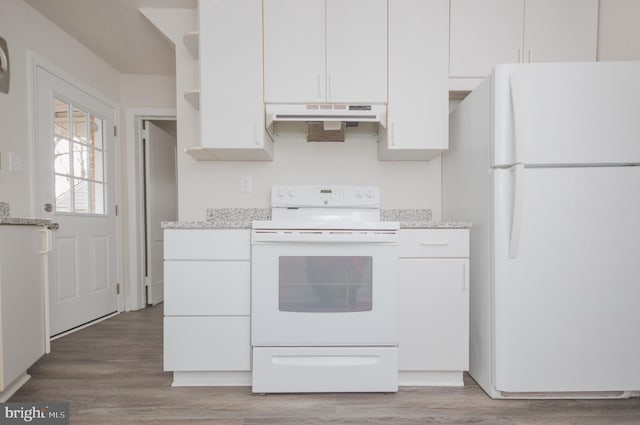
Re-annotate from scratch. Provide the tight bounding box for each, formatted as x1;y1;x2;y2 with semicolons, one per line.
240;175;252;193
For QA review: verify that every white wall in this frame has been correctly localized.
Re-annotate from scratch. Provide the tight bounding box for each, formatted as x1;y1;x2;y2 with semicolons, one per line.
178;129;442;220
0;0;121;217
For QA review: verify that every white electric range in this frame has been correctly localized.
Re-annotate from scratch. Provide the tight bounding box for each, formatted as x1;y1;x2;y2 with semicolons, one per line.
251;185;400;393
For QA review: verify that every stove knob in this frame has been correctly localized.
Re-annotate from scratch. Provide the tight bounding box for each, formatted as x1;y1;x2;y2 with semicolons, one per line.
355;190;363;198
288;190;296;198
277;188;286;198
366;190;374;198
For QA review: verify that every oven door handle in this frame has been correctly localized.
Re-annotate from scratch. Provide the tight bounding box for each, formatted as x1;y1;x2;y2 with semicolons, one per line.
252;230;398;244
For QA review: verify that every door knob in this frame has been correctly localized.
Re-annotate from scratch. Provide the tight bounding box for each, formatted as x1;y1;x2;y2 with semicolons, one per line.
44;203;52;212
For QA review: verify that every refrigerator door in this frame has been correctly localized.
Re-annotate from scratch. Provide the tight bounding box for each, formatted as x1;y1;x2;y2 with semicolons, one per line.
492;62;640;167
492;166;640;393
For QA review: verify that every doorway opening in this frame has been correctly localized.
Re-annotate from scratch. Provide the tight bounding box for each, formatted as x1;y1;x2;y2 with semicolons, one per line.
142;119;177;306
125;109;177;311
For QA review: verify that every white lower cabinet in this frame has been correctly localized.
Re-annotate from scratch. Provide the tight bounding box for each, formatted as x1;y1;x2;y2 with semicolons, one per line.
164;227;470;388
163;229;251;386
0;225;47;401
164;316;250;371
398;229;470;386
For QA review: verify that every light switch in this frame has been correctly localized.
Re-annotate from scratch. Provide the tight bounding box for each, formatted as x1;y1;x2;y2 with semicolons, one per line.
9;152;22;172
240;175;252;193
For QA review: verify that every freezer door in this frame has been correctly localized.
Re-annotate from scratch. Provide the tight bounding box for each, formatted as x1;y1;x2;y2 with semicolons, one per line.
492;62;640;167
492;166;640;392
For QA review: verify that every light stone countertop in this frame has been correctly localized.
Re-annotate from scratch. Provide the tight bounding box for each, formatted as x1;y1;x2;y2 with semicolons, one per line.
0;202;51;226
162;208;471;229
0;217;51;226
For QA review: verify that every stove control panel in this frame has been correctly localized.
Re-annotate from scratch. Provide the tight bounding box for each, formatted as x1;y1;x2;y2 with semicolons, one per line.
271;185;380;208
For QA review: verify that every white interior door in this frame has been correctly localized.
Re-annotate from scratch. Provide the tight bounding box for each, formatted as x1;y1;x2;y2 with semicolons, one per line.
492;166;640;392
36;66;118;336
144;120;177;305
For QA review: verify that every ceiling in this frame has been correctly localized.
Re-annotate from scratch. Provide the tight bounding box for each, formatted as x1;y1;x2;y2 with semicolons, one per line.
23;0;196;75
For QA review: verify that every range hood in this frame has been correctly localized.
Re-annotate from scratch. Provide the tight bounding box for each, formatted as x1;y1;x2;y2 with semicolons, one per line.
265;103;387;129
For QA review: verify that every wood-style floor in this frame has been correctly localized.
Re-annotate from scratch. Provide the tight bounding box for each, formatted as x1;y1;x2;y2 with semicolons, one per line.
11;304;640;424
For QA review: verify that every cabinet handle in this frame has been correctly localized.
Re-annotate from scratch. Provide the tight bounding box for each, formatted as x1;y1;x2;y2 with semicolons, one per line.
328;74;332;100
420;241;448;246
462;263;468;292
317;74;322;99
255;122;261;146
528;50;533;63
517;48;522;63
39;228;52;254
391;122;396;146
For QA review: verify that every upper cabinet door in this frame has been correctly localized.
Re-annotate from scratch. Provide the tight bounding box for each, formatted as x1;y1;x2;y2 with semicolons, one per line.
598;0;640;61
325;0;388;103
264;0;387;104
450;0;524;78
380;0;448;159
450;0;599;81
523;0;598;63
263;0;325;103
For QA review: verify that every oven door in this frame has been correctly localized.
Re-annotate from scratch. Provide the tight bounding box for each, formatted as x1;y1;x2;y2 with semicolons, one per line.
251;229;398;347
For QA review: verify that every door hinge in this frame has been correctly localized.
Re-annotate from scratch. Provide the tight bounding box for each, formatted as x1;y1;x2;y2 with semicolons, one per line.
114;125;118;137
115;204;119;216
116;283;120;294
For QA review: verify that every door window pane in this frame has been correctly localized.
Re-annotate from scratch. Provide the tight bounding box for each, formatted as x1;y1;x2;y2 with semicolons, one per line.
54;99;70;137
93;149;104;182
53;97;107;215
54;137;71;176
73;179;89;213
72;107;87;143
55;175;72;212
279;256;373;313
91;182;105;214
72;142;89;178
90;115;103;150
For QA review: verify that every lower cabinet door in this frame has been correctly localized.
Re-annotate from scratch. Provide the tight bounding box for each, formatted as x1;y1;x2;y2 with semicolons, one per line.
164;316;250;371
398;259;469;371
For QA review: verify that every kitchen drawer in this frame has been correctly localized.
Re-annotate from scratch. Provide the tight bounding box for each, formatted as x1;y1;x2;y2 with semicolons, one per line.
399;229;469;258
164;229;250;260
164;317;250;371
164;261;250;316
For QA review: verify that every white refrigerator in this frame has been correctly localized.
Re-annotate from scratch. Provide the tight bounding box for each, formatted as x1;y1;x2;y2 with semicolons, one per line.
443;62;640;398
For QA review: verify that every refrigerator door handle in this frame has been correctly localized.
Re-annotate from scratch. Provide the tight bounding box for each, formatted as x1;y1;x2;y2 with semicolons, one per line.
509;164;525;259
509;74;524;165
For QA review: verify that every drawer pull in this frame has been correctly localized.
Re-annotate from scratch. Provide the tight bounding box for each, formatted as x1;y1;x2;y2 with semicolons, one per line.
420;241;448;247
462;263;468;292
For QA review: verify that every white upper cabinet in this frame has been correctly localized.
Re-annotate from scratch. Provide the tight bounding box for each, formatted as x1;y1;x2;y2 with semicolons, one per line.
263;0;387;104
597;0;640;61
324;0;387;103
450;0;598;82
195;0;273;160
450;0;524;79
523;0;598;64
380;0;448;160
263;0;325;103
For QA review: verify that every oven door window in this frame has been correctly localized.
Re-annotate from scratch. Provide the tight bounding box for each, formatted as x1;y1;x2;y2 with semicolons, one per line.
279;256;373;312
